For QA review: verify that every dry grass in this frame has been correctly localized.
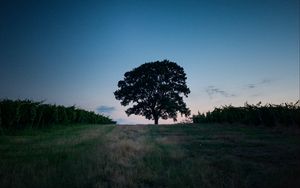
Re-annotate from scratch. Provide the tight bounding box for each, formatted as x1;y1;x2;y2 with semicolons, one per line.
106;126;152;167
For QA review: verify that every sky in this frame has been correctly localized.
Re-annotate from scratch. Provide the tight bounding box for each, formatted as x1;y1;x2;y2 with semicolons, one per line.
0;0;299;124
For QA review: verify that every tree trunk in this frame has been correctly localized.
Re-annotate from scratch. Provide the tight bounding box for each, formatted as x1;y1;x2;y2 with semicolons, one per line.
154;117;159;125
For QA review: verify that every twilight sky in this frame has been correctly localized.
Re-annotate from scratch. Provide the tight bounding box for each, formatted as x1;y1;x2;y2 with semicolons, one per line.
0;0;299;124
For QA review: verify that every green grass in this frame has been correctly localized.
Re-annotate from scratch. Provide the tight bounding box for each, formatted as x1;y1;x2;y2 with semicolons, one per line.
1;124;300;188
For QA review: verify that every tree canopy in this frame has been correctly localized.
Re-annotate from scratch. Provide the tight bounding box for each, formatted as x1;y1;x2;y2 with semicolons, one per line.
114;60;190;124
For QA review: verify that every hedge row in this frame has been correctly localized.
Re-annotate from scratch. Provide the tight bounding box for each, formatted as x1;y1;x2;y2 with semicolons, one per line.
0;99;116;129
193;101;300;127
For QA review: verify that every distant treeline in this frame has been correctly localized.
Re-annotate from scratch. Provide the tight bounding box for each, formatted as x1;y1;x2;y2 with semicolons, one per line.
0;99;116;129
193;101;300;127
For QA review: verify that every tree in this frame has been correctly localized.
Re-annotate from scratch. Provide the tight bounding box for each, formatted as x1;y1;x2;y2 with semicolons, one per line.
114;60;191;124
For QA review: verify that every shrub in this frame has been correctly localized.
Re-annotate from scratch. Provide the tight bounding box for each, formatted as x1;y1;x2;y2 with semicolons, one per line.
0;99;116;129
193;101;300;127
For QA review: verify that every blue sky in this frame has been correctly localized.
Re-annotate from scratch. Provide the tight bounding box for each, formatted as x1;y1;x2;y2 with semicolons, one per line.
0;0;299;124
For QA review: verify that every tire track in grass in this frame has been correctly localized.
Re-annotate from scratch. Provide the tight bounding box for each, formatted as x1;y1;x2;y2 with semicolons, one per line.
95;125;154;187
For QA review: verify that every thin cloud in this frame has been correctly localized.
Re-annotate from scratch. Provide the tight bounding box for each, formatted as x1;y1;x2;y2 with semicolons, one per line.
247;78;273;89
96;106;116;114
260;79;272;84
250;93;262;97
247;84;256;89
115;118;126;124
206;86;236;99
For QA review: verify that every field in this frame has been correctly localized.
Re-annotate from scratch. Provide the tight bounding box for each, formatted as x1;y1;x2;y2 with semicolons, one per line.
1;124;300;188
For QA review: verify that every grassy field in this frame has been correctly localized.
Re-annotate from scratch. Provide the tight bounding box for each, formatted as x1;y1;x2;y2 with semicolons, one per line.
0;124;300;188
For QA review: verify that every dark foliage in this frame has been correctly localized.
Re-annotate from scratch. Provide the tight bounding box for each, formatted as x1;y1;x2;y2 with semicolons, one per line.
114;60;190;124
0;99;116;129
193;101;300;127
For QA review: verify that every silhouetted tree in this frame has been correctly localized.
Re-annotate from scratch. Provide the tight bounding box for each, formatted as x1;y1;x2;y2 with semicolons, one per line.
114;60;190;124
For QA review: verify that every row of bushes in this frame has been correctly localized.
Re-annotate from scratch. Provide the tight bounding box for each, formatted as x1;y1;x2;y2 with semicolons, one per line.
0;99;116;129
193;101;300;127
